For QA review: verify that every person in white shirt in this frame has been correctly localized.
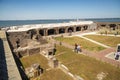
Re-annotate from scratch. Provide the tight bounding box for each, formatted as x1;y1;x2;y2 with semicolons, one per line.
77;44;82;53
115;50;120;60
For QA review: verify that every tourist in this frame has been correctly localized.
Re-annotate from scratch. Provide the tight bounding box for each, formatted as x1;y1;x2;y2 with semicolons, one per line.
74;43;78;52
115;50;120;60
77;44;82;53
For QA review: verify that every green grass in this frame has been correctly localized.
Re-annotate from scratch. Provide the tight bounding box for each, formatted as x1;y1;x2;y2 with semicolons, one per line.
84;35;120;47
55;36;105;52
56;45;120;80
20;54;73;80
20;54;49;69
40;69;73;80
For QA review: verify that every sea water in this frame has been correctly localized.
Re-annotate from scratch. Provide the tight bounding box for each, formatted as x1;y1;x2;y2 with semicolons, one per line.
0;18;120;28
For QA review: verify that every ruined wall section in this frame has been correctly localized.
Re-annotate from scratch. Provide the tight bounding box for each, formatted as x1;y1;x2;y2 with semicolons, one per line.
96;22;120;30
7;29;48;49
7;29;53;58
7;31;30;49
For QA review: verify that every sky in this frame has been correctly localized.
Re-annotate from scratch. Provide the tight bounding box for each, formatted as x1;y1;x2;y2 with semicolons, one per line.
0;0;120;20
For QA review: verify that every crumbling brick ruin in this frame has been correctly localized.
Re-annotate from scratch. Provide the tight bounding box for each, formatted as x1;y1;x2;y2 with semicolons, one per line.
7;29;54;58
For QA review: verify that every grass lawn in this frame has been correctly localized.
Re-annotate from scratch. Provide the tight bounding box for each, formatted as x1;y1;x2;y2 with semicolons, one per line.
56;45;120;80
55;36;105;52
40;69;73;80
84;35;120;47
20;54;49;69
20;54;73;80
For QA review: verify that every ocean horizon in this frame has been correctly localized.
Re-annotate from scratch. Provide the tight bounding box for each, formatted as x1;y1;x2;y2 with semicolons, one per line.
0;18;120;28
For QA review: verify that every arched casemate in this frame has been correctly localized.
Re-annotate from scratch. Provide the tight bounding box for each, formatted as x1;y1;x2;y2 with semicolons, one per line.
59;28;65;34
31;29;37;35
67;27;74;33
39;29;44;36
83;25;88;30
76;26;81;31
48;29;56;35
109;24;116;30
100;24;106;27
29;29;37;39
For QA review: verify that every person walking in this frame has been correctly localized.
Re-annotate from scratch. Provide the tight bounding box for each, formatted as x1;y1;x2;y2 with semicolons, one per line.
77;44;82;53
77;44;81;53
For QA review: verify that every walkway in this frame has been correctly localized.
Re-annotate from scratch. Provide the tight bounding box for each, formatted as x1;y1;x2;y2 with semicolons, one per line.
79;36;111;48
74;32;120;64
94;34;120;37
0;31;21;80
73;31;120;48
52;32;120;67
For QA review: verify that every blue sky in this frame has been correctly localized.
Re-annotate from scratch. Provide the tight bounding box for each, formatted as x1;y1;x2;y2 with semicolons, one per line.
0;0;120;20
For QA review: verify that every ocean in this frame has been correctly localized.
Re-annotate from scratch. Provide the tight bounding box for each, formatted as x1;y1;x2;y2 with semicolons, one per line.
0;18;120;28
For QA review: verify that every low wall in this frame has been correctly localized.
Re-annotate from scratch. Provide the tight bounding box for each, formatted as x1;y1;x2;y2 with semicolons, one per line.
0;31;22;80
96;22;120;29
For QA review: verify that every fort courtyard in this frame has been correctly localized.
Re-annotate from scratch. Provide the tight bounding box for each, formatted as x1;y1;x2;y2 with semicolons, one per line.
0;21;120;80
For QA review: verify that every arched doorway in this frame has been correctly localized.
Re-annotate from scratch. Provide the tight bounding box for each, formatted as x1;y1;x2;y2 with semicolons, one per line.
67;27;74;33
109;24;116;30
83;25;88;30
39;29;44;36
101;24;106;27
59;28;65;34
48;29;56;35
76;26;81;31
29;29;37;39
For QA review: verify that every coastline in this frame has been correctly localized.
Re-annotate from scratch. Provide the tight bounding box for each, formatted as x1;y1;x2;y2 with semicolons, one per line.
0;18;120;28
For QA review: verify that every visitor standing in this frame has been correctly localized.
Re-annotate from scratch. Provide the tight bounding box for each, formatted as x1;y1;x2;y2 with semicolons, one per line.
77;44;82;53
74;43;78;52
115;50;120;60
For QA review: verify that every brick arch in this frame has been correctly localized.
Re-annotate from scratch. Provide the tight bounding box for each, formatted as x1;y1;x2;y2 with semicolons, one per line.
48;28;56;35
101;24;106;27
83;25;88;30
29;29;37;39
76;26;81;31
59;27;65;34
30;29;37;35
67;27;74;32
39;29;44;36
109;24;116;30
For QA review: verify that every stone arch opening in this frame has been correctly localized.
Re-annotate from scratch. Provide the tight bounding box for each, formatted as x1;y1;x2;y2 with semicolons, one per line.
76;26;81;31
48;29;56;35
26;31;30;34
109;24;116;30
29;29;37;39
39;29;44;36
16;38;20;48
101;24;106;27
83;25;88;30
67;27;74;33
30;29;37;35
59;28;65;34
